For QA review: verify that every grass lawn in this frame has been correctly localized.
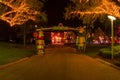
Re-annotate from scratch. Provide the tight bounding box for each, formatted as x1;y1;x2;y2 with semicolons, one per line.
0;41;37;65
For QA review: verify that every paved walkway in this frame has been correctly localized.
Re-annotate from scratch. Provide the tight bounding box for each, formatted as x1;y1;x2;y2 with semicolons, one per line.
0;45;120;80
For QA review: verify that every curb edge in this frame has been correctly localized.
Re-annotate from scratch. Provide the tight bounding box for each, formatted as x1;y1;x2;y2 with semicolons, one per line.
96;58;120;70
0;57;29;70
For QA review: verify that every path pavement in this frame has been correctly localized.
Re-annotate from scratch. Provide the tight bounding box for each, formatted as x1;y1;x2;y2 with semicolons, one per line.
0;45;120;80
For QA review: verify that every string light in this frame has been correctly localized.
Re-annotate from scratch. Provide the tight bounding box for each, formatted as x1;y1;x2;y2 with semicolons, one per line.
71;0;120;18
80;0;89;3
0;0;40;27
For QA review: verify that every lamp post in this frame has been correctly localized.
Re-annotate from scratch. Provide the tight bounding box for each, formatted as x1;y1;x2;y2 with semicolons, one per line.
108;15;116;59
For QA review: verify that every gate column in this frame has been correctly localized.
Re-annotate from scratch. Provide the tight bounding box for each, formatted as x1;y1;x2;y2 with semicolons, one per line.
36;30;45;55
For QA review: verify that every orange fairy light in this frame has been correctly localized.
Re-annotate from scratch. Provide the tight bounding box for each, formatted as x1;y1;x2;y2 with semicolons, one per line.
0;0;40;27
71;0;120;19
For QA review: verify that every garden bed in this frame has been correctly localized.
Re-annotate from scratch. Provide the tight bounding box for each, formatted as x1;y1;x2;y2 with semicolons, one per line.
97;45;120;67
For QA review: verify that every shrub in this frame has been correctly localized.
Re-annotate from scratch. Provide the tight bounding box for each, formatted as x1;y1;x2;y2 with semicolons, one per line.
99;46;120;58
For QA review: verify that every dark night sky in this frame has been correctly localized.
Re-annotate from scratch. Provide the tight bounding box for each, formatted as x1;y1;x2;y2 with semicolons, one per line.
44;0;70;26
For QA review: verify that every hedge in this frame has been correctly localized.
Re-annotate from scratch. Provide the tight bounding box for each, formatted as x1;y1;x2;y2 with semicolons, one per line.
99;46;120;58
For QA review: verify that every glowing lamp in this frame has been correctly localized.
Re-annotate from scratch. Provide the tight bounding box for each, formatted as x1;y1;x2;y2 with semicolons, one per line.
108;15;116;20
108;15;116;59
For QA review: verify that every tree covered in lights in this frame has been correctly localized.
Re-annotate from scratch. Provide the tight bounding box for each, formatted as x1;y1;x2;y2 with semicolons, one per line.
0;0;47;27
65;0;120;28
0;0;47;45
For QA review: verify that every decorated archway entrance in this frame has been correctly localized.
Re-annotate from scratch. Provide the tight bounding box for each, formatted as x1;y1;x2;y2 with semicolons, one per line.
35;25;86;55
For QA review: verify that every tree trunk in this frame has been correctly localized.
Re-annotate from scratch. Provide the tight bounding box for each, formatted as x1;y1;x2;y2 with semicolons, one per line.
23;24;26;47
